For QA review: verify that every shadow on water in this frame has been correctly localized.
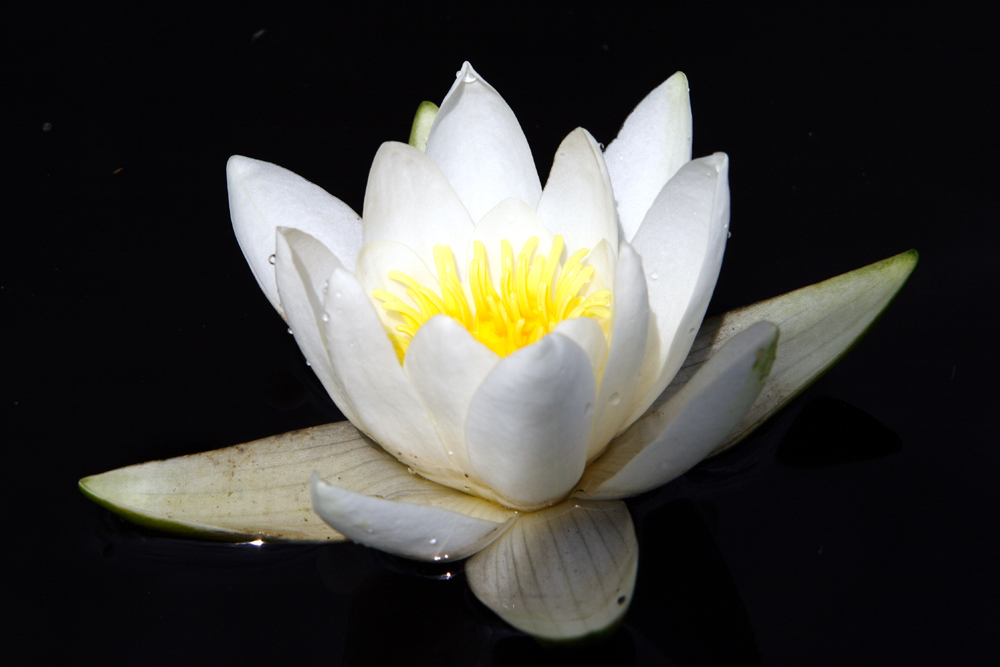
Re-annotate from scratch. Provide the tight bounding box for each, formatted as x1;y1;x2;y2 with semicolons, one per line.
775;396;902;468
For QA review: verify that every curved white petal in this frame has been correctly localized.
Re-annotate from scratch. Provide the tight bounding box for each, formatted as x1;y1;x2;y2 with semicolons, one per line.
323;267;454;476
227;156;362;318
626;153;730;427
587;243;649;459
353;239;439;334
577;321;777;499
425;62;542;223
362;142;475;279
403;315;500;479
466;499;638;641
311;474;513;562
536;127;618;255
274;228;360;426
551;317;608;380
465;333;596;510
604;72;692;242
467;198;555;293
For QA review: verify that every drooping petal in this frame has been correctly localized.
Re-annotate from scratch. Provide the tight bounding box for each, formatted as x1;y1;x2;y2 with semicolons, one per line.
227;155;362;318
81;421;512;542
576;321;777;499
403;315;500;479
465;333;596;510
466;198;555;292
274;228;360;426
587;243;649;459
626;153;730;428
465;499;638;641
311;474;513;562
323;267;455;477
362;142;475;279
536;127;618;255
425;62;542;223
604;72;693;242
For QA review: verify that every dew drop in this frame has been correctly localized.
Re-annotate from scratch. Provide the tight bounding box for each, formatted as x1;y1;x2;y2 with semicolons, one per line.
305;360;311;366
349;342;356;348
287;327;294;335
608;392;621;406
322;313;330;322
688;327;696;334
268;254;276;265
407;467;415;474
727;231;732;238
462;71;476;83
463;485;471;490
433;556;442;561
650;272;659;280
506;213;517;223
429;538;438;545
334;291;342;299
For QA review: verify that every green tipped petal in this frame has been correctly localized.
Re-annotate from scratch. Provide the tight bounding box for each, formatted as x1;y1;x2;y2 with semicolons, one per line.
667;249;918;456
408;101;438;151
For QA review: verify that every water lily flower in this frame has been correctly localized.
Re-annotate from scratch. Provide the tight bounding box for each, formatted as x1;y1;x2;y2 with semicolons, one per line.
224;62;780;640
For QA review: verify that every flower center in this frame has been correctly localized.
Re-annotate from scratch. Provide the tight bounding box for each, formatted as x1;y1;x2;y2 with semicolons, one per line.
373;235;612;362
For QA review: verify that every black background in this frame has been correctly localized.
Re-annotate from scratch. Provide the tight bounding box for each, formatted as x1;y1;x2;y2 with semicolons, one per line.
5;2;998;665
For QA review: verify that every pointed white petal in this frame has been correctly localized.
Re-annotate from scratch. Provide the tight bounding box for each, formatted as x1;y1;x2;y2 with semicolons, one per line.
466;198;555;292
403;315;500;478
536;128;618;255
465;333;596;510
466;499;638;641
311;474;512;562
587;243;649;459
227;156;362;318
626;153;730;428
670;249;919;456
352;239;440;334
577;322;776;499
323;267;455;477
604;72;693;242
551;317;607;379
362;142;475;279
274;228;361;426
425;62;542;223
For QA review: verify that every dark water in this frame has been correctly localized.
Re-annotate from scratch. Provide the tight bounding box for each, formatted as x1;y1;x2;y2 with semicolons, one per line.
6;4;997;664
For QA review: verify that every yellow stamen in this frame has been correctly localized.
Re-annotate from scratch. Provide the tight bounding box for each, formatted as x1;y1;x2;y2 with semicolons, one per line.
374;234;612;362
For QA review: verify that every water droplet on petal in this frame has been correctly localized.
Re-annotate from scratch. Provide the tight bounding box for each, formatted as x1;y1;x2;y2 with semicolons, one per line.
650;272;659;280
688;327;696;334
322;313;329;322
506;213;517;223
429;538;438;545
349;342;356;348
305;360;311;366
727;231;732;238
334;291;342;299
268;254;276;265
407;467;415;474
608;392;621;406
287;327;294;334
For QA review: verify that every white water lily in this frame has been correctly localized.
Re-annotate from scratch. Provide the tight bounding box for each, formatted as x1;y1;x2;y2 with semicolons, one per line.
223;62;779;639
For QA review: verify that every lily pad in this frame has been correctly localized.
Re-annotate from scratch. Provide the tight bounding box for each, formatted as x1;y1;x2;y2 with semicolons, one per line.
80;250;917;541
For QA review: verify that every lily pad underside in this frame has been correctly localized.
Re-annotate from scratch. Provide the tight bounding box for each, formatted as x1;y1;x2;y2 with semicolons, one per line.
80;250;917;542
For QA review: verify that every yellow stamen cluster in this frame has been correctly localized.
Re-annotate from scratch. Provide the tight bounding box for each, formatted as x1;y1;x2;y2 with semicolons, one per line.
372;235;612;362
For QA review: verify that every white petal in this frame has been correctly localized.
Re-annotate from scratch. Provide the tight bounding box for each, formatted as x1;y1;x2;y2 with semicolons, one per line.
274;228;360;426
425;62;542;223
227;156;362;318
465;333;596;509
362;142;475;280
587;243;649;459
323;267;454;477
352;239;439;335
465;499;638;641
577;321;777;499
604;72;692;242
466;198;555;293
551;317;608;379
535;128;618;255
311;474;513;562
626;153;730;428
403;315;500;479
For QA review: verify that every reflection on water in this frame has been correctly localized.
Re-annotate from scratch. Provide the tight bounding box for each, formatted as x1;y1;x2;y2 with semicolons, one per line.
776;397;902;468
